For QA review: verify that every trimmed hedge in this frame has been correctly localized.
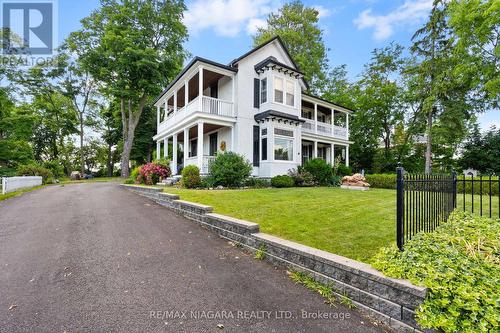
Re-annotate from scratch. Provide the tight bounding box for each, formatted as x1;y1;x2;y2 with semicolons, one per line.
372;211;499;332
271;175;295;188
365;173;500;196
17;164;53;184
364;174;396;189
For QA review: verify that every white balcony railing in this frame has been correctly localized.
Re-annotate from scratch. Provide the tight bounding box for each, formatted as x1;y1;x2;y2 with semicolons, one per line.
201;96;233;117
158;96;234;133
302;119;315;133
301;118;348;139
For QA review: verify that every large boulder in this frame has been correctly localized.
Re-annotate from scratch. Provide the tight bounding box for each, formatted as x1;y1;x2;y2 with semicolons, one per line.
70;171;81;180
341;173;370;187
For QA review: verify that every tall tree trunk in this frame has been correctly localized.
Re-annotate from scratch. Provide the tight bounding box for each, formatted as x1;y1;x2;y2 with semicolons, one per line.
120;94;147;178
80;116;85;174
424;108;433;174
107;142;113;177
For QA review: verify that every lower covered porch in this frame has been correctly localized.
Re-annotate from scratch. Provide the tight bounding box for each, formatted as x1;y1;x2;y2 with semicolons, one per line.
156;121;234;175
301;139;349;167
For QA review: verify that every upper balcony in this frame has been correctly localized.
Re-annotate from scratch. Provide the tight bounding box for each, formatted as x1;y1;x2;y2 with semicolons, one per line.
300;98;350;141
155;60;236;135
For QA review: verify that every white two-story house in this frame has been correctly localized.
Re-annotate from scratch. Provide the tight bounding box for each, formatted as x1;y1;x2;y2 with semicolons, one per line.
152;37;353;178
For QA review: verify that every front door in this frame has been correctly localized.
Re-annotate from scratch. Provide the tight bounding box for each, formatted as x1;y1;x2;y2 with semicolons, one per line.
209;132;218;156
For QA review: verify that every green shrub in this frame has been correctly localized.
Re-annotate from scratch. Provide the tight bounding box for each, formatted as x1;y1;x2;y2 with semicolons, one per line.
130;166;141;184
288;168;317;187
181;165;201;188
43;160;65;179
372;211;500;333
330;175;341;187
364;174;396;189
335;164;352;177
456;175;499;196
17;164;54;184
303;158;332;185
207;152;252;188
271;175;295;188
245;177;271;188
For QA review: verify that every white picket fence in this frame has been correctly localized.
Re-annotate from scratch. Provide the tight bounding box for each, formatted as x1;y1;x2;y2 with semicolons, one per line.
1;176;42;195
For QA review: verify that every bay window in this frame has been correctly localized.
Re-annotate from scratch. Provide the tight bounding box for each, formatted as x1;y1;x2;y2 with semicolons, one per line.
274;77;283;103
286;81;294;106
273;128;294;161
260;78;267;103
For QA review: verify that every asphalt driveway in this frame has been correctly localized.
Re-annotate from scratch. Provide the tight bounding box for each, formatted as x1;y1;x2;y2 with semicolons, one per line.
0;183;389;333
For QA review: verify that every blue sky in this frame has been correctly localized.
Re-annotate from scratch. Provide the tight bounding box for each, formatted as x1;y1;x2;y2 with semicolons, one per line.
59;0;498;130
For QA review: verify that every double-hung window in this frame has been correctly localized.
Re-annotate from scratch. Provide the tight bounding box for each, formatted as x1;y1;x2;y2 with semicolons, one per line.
260;78;267;104
286;81;294;106
273;128;294;161
274;77;284;103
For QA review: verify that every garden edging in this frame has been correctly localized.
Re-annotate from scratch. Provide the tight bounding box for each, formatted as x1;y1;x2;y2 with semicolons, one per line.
120;184;430;333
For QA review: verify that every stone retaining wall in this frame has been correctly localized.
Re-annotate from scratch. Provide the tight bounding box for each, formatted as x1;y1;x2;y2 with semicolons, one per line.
121;184;430;333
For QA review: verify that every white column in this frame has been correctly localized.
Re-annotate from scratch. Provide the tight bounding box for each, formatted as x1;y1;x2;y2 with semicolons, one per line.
183;128;189;167
346;113;350;140
330;143;335;166
331;109;334;136
313;141;318;158
197;122;204;170
173;91;177;112
163;137;168;159
164;100;167;120
156;105;160;129
198;66;204;111
314;103;318;134
184;80;189;107
172;135;178;174
156;140;161;160
230;126;235;151
231;75;235;116
345;145;349;167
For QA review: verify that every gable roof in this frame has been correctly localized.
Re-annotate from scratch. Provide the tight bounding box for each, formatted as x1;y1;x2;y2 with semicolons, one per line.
153;56;237;105
229;36;299;71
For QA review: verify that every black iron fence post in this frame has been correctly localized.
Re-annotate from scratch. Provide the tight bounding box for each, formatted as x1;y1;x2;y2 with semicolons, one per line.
396;165;405;250
452;170;457;209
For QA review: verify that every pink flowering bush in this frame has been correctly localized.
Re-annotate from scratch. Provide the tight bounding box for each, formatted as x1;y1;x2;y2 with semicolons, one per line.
138;162;171;185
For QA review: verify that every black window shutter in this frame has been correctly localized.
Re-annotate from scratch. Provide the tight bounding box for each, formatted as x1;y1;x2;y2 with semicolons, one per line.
253;78;260;108
253;126;260;166
262;138;267;161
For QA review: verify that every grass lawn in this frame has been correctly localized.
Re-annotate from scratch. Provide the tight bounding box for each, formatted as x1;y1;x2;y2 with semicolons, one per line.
0;185;45;202
163;187;396;262
161;187;500;262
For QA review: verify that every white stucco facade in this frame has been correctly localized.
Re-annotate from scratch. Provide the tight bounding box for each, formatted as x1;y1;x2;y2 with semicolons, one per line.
152;37;353;177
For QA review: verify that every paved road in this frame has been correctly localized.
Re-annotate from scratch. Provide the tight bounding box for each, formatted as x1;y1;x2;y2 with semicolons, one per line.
0;183;389;333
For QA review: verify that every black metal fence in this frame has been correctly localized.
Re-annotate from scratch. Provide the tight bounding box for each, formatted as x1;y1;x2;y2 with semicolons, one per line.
396;167;500;250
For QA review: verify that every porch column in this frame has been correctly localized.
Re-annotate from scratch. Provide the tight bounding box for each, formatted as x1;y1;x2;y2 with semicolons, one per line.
314;103;318;134
156;140;161;160
345;145;350;167
231;75;236;116
164;100;167;120
197;122;204;170
183;128;189;167
173;90;177;112
230;126;235;151
313;141;318;158
330;143;335;166
163;137;168;159
184;79;189;106
346;113;350;140
172;134;178;174
156;105;160;129
331;109;334;136
198;66;204;111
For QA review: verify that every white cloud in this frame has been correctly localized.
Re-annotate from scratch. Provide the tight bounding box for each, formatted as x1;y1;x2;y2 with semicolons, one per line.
353;0;433;40
184;0;280;37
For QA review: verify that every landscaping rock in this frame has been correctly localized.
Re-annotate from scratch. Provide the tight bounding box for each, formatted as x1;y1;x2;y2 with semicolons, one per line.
342;173;370;188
